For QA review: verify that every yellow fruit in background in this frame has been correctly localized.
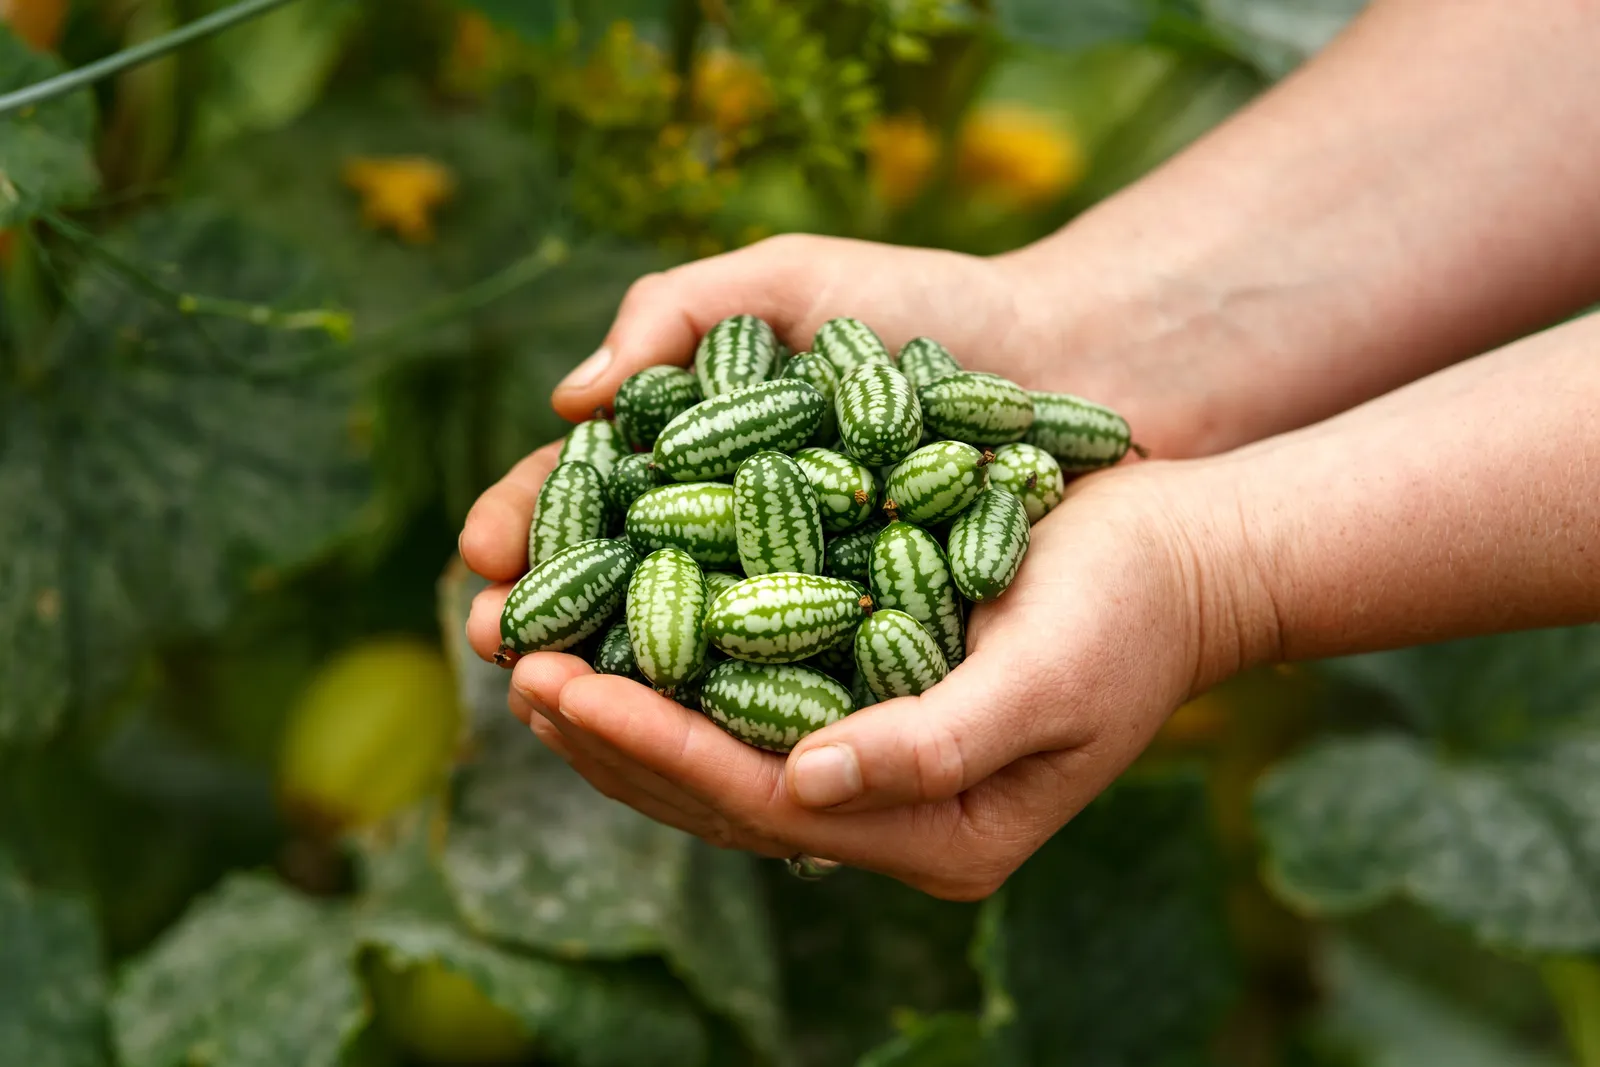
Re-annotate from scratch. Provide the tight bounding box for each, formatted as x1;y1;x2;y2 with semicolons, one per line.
692;48;773;134
1;0;66;51
368;957;536;1066
278;637;461;834
955;104;1086;209
866;113;940;209
341;156;457;244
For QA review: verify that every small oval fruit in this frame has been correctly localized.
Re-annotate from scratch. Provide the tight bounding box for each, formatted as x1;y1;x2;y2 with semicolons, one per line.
988;442;1065;523
367;956;536;1066
836;362;923;466
527;461;607;568
823;522;882;584
918;371;1035;446
700;661;855;753
895;336;962;389
627;548;709;692
812;316;892;378
558;417;627;479
947;488;1030;602
867;521;966;668
705;573;872;663
614;365;702;451
881;440;990;526
781;352;840;446
653;379;826;481
625;482;740;567
594;622;645;682
696;314;780;398
734;450;824;576
701;570;744;600
498;539;638;659
792;447;878;533
1023;391;1134;471
854;609;948;700
605;451;664;519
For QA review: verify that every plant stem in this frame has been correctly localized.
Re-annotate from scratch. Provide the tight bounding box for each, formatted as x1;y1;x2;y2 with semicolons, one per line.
1542;957;1600;1067
0;0;303;118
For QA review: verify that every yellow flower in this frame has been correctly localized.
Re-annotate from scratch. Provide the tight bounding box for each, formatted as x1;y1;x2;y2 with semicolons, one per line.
341;156;457;244
692;48;772;133
866;113;940;209
441;10;512;94
956;104;1086;209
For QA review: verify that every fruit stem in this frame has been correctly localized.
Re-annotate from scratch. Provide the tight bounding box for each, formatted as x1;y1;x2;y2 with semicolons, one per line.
1130;442;1150;459
493;646;516;668
859;594;874;614
979;449;995;467
1024;472;1038;490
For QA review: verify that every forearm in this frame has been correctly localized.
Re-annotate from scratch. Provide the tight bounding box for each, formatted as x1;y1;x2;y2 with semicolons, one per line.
1011;0;1600;457
1198;309;1600;676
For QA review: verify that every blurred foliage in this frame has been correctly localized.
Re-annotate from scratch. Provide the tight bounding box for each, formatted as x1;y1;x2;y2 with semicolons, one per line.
4;1;1600;1065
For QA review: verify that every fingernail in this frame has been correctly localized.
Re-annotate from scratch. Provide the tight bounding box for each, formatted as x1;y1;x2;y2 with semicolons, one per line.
559;347;612;391
791;746;862;808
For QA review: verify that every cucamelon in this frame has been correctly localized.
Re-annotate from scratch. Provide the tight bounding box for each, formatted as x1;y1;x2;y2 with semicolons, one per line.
625;482;740;568
813;316;891;378
836;363;923;466
558;418;627;480
881;440;990;526
614;366;702;451
733;451;824;576
705;573;872;663
626;548;709;692
781;353;839;446
699;661;855;753
498;539;638;661
988;442;1064;523
947;488;1029;602
854;609;948;700
527;461;607;568
918;371;1035;446
594;622;645;683
653;379;826;482
791;447;878;533
823;523;882;584
896;336;962;389
695;314;779;398
866;521;966;668
1023;391;1134;471
605;452;664;519
701;570;744;601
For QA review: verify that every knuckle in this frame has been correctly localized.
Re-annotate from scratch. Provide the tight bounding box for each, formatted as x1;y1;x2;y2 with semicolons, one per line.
909;722;969;802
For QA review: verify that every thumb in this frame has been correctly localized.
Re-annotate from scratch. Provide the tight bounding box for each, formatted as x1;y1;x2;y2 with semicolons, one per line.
550;237;819;423
784;649;1047;811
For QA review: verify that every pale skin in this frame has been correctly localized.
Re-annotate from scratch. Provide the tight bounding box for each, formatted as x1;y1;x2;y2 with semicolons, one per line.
459;0;1600;899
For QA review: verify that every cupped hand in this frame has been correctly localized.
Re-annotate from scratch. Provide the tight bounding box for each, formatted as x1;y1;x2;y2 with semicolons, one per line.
462;460;1252;899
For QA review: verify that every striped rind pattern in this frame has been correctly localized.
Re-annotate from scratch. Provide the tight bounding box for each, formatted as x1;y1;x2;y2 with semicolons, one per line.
896;337;962;389
605;452;664;518
614;366;702;450
500;539;638;653
733;451;824;576
792;447;878;533
882;441;987;526
695;314;779;398
701;570;744;600
813;316;891;378
837;363;923;466
705;573;870;663
594;622;644;682
558;418;627;480
989;443;1064;523
626;548;709;690
781;353;839;445
948;488;1030;602
653;379;825;481
1024;391;1132;471
867;521;966;667
854;609;948;700
803;637;857;682
527;461;607;568
700;661;854;753
823;524;880;584
918;372;1035;446
625;482;740;567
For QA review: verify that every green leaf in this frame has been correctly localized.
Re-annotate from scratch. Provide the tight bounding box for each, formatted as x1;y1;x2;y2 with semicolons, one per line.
112;875;365;1067
1200;0;1366;78
992;0;1207;51
975;772;1238;1067
0;205;371;746
0;26;98;227
856;1012;985;1067
0;851;108;1067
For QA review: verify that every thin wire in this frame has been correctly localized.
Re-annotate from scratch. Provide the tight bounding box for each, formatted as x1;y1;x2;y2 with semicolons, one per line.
0;0;304;118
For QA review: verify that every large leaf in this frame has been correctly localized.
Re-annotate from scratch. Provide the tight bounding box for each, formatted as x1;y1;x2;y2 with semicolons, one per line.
1200;0;1366;78
976;772;1239;1067
1257;627;1600;954
0;206;371;745
856;1013;985;1067
112;875;365;1067
0;851;108;1067
0;26;97;226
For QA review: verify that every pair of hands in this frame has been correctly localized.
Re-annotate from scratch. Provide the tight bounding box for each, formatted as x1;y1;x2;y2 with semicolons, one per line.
461;236;1257;899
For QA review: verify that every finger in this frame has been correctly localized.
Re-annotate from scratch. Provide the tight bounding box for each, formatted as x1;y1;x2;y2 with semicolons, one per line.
460;441;565;581
467;583;515;664
550;239;821;422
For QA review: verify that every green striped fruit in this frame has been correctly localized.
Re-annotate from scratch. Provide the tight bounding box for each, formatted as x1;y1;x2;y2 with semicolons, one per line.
804;637;857;682
918;372;1035;446
948;488;1030;602
781;353;839;446
695;314;779;398
792;447;878;533
701;570;744;601
988;443;1065;523
527;461;607;568
733;451;824;576
867;521;966;668
605;452;664;519
1023;392;1134;471
653;379;826;482
837;363;922;466
699;661;855;753
626;548;709;692
823;524;880;584
705;573;872;663
594;622;645;683
675;663;708;711
896;337;962;390
559;418;627;480
854;609;948;700
851;668;878;710
498;539;639;660
881;441;990;526
625;482;740;567
813;316;891;378
614;366;702;451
